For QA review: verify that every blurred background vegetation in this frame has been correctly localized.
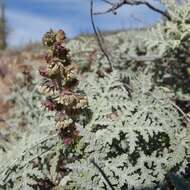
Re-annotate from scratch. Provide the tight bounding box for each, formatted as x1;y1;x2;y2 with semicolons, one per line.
0;0;6;49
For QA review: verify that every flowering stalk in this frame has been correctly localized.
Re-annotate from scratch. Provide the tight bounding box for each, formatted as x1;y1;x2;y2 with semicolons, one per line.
39;29;88;145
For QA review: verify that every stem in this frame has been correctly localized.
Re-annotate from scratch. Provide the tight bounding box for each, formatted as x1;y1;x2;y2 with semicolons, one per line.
90;159;116;190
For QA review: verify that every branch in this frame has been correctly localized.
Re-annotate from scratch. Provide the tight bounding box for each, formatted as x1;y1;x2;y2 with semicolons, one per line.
90;159;116;190
147;91;190;124
171;102;190;124
94;0;171;21
102;0;114;5
90;0;113;72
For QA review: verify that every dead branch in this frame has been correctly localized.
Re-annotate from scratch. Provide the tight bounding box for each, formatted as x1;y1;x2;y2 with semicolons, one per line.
90;0;113;72
171;102;190;124
90;159;116;190
102;0;114;5
94;0;171;21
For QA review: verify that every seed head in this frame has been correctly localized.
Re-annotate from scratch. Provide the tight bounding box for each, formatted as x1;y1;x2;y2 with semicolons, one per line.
42;29;56;47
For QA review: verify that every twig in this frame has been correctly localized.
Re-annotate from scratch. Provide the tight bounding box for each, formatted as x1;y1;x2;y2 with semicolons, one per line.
130;13;147;26
95;0;171;21
171;102;190;124
97;27;105;43
90;0;113;72
90;159;116;190
102;0;114;5
147;91;190;124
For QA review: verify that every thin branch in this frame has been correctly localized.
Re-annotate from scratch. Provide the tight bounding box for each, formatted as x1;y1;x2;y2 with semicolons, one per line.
171;102;190;124
147;91;190;124
142;1;171;20
95;0;171;21
90;159;116;190
90;0;113;72
130;13;147;26
97;27;105;43
102;0;114;5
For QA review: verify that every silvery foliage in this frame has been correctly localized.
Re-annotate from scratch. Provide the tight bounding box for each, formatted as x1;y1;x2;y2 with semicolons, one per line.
147;0;190;54
0;76;58;189
144;0;190;99
67;71;190;190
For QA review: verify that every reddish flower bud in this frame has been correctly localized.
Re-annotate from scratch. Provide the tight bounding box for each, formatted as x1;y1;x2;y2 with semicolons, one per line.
56;30;66;43
61;89;72;96
39;66;49;77
42;99;56;111
55;111;67;122
42;80;56;88
44;53;52;63
42;30;56;47
40;80;59;95
52;42;69;59
63;138;73;145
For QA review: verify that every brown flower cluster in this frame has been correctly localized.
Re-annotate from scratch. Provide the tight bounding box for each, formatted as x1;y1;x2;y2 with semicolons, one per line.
39;29;88;145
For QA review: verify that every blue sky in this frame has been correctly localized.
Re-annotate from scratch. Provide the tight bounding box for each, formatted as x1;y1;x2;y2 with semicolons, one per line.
4;0;163;47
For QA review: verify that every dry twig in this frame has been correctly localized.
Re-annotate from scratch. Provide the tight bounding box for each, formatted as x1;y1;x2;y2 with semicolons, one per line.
91;159;116;190
94;0;171;21
90;0;113;72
